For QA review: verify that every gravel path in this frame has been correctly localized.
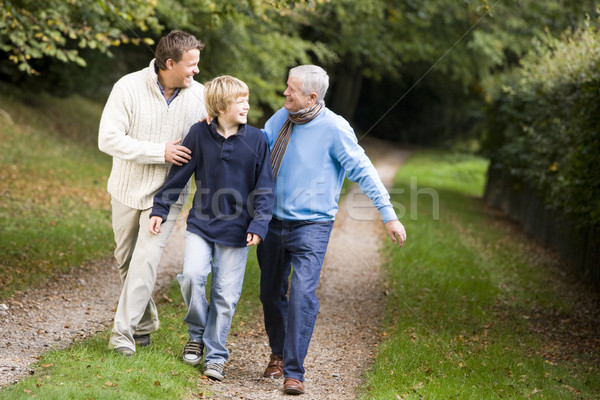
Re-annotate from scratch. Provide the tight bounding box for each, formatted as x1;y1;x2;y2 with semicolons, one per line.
0;139;411;399
0;217;188;387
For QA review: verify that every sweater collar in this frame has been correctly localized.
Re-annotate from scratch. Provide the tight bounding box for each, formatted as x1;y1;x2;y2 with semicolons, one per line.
209;118;247;140
147;58;188;96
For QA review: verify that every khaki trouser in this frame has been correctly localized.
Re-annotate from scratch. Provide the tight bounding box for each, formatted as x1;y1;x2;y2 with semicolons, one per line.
108;198;183;351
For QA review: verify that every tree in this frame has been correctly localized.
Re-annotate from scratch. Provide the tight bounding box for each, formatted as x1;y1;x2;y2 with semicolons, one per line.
0;0;161;75
484;18;600;224
295;0;598;144
154;0;335;122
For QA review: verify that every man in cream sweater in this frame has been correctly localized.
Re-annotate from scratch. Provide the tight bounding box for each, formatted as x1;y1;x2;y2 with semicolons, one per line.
98;30;208;356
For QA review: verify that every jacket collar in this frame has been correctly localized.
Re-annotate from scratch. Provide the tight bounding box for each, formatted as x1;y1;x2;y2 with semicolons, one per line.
209;118;247;140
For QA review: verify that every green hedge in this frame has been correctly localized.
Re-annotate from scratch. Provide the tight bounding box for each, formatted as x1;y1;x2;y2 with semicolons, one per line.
484;18;600;226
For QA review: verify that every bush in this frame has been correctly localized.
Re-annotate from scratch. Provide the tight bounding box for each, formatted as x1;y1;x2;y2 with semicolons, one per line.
484;18;600;226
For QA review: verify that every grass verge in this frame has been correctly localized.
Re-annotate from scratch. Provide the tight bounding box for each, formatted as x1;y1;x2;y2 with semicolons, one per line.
0;87;114;298
0;247;262;399
359;150;599;399
0;86;264;398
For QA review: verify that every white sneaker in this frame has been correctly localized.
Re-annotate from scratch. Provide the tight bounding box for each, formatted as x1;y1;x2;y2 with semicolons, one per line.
182;340;203;366
203;363;225;381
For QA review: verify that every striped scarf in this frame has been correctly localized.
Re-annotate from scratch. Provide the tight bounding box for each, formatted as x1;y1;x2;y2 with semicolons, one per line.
270;102;324;179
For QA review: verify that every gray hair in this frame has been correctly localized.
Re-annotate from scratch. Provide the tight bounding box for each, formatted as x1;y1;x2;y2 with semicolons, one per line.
289;65;329;104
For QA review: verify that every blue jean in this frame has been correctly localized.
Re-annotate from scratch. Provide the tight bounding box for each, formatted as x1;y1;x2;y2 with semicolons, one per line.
257;218;334;381
177;231;249;364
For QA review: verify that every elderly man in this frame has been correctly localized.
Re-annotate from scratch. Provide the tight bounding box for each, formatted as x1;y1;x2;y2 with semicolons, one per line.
98;30;207;356
258;64;407;395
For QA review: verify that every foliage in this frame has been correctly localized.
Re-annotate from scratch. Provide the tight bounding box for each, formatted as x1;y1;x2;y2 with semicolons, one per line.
155;0;335;122
2;0;597;142
483;18;600;225
0;0;161;75
359;151;600;399
351;0;598;144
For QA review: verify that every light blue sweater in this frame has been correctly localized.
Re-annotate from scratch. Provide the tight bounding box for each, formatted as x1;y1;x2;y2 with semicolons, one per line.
263;107;397;223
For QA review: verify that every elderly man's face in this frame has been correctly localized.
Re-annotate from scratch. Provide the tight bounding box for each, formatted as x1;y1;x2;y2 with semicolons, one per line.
283;76;315;113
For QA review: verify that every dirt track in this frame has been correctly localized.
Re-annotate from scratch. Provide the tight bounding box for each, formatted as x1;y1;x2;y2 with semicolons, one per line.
0;139;411;399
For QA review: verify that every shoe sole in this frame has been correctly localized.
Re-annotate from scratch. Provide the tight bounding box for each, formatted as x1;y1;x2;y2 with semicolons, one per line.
264;372;283;378
203;370;224;381
284;388;304;395
114;347;135;357
183;356;203;366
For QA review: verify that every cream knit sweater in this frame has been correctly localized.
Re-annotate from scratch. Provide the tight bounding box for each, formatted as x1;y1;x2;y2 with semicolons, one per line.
98;59;207;210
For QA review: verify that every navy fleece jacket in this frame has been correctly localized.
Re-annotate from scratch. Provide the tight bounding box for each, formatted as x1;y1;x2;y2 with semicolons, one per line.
151;120;274;247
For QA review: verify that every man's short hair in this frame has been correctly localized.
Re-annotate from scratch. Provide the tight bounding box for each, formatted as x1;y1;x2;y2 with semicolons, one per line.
289;65;329;104
155;30;205;70
204;75;249;119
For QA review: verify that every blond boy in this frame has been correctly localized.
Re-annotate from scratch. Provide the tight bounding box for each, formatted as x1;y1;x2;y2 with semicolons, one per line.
150;76;274;380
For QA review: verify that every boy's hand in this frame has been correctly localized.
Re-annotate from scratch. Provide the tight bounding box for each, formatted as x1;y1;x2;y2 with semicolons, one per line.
149;216;164;235
246;232;262;247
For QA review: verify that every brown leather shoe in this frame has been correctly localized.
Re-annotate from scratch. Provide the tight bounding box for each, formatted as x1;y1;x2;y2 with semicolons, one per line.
263;354;283;378
283;378;305;395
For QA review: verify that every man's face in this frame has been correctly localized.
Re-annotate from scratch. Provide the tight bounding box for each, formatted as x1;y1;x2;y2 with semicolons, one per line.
169;49;200;88
283;75;314;113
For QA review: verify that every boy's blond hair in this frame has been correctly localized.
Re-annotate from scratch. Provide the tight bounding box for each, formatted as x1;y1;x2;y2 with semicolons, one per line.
204;75;249;119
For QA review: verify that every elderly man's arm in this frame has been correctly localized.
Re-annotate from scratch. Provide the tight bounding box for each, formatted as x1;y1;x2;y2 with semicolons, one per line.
332;119;407;249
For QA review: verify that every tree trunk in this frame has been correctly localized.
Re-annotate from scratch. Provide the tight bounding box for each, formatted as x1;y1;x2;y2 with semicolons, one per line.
328;62;363;122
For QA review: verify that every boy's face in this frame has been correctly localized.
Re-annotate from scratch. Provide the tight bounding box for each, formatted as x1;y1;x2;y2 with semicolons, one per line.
220;95;249;125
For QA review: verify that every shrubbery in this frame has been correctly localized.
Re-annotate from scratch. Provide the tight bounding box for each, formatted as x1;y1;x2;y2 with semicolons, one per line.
484;18;600;226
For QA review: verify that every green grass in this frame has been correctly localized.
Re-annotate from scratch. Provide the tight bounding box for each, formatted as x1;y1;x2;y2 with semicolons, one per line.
0;248;262;399
2;87;598;398
0;84;264;398
2;282;207;399
359;150;599;399
0;86;114;298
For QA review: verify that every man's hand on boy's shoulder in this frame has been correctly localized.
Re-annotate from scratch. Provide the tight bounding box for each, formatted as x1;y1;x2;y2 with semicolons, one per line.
165;138;192;166
247;232;262;247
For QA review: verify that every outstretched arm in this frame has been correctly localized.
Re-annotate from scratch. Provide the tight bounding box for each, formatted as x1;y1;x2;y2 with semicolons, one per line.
385;219;407;248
